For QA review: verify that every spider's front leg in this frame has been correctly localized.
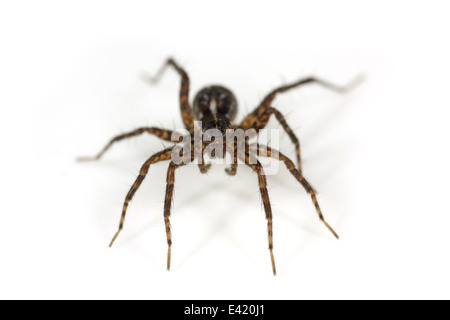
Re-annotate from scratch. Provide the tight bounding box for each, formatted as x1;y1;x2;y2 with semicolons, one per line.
109;147;173;247
144;58;195;131
163;148;193;271
242;151;277;275
249;143;339;239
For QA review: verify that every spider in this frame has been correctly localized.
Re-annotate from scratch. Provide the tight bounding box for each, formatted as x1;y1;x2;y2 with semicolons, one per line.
79;58;360;275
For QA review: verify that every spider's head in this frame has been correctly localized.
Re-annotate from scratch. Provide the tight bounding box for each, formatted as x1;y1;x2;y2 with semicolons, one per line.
193;86;238;134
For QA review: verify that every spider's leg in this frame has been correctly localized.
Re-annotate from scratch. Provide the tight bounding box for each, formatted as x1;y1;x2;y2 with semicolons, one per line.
242;152;276;275
242;107;303;173
144;58;194;130
250;143;339;239
164;154;193;270
198;141;212;174
198;161;212;174
77;127;173;161
109;147;173;247
163;146;193;271
224;128;248;176
225;143;238;176
240;74;362;130
164;162;177;271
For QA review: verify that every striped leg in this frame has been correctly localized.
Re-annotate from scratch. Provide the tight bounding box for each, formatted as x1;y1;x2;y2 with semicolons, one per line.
241;107;303;173
224;138;238;176
164;147;193;270
109;148;173;247
225;145;238;176
145;58;194;130
250;143;339;239
164;160;190;270
198;141;212;174
243;153;276;275
268;108;302;172
164;162;176;270
77;127;173;161
240;75;362;131
198;161;212;174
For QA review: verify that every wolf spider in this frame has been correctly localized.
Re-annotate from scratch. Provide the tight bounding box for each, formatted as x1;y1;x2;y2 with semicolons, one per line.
79;58;360;275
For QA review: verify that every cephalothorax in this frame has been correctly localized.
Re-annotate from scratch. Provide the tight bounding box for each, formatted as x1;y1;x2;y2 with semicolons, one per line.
79;58;360;275
193;85;237;132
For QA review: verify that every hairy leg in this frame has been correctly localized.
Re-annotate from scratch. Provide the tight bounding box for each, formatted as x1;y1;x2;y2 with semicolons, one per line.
109;147;173;247
145;58;194;130
249;143;339;239
78;127;173;161
242;152;276;275
164;162;182;270
164;148;193;270
241;106;303;172
225;144;238;176
197;141;212;174
241;75;363;130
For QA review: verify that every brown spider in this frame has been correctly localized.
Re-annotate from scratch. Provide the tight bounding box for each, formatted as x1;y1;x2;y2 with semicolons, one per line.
79;58;360;275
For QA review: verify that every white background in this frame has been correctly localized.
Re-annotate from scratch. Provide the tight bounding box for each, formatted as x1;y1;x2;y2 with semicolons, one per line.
1;1;449;300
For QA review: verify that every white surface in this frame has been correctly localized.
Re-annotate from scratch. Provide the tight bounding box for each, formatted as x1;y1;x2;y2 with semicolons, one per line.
1;1;450;300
